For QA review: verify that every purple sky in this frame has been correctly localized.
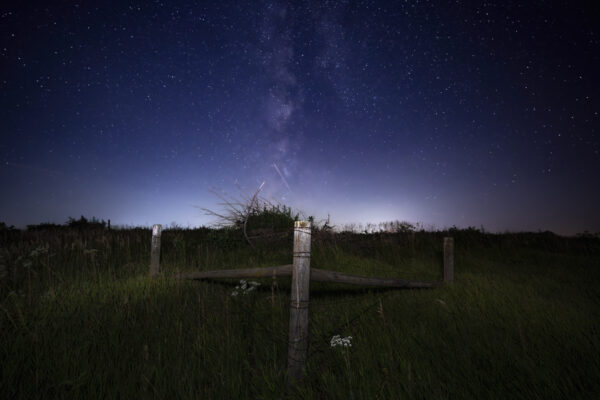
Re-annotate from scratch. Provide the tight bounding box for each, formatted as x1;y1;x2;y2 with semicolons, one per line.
1;1;599;234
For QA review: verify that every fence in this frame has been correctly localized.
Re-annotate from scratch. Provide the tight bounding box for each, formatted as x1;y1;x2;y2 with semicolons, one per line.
147;222;454;384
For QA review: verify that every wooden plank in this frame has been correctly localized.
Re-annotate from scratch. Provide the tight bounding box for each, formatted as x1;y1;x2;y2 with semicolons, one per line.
175;266;440;288
175;264;292;280
310;268;442;288
149;224;161;277
287;221;312;384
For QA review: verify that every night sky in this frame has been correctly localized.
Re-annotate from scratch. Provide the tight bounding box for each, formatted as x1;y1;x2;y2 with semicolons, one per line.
1;1;599;234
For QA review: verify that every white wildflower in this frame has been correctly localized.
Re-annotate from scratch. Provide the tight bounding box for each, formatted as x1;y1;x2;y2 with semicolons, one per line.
29;246;47;258
231;279;260;296
330;334;353;348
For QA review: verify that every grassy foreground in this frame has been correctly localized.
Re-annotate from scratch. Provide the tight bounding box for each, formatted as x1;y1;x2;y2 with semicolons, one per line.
1;225;599;399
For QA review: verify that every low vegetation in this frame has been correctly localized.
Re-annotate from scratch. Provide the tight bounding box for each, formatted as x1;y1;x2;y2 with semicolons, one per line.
0;212;599;398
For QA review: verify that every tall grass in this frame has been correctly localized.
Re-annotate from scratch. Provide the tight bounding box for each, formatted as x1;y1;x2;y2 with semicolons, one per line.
0;223;599;398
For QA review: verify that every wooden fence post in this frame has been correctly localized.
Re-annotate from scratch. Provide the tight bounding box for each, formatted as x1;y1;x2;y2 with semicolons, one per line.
287;221;312;384
443;237;454;284
150;224;162;277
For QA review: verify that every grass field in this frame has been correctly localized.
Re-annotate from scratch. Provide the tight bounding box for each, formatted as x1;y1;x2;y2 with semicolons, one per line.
1;224;599;399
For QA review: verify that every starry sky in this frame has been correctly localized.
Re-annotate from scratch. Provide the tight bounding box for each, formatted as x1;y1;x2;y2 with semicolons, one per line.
1;1;599;234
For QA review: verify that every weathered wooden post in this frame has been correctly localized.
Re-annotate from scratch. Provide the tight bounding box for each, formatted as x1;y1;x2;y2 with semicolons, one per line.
150;224;162;277
287;221;312;384
443;237;454;284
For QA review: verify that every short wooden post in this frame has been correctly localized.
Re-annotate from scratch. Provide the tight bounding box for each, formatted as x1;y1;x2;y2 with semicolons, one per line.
150;224;162;277
287;221;311;384
443;237;454;284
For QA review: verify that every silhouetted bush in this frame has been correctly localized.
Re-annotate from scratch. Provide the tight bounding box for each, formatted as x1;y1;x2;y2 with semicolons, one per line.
26;222;64;231
243;204;297;233
66;215;107;229
0;222;17;231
